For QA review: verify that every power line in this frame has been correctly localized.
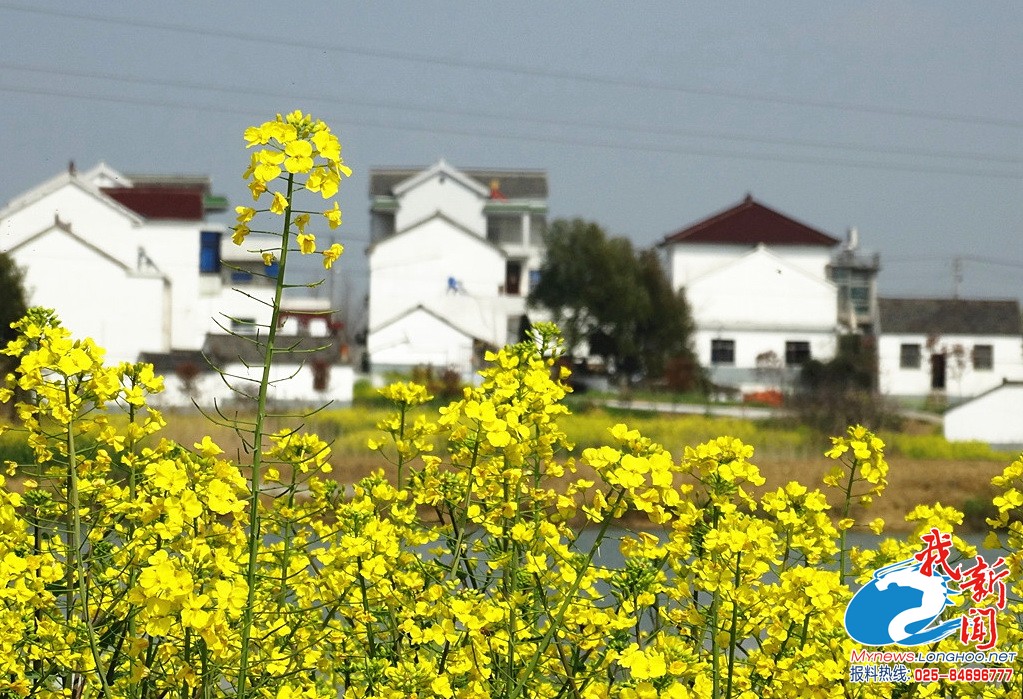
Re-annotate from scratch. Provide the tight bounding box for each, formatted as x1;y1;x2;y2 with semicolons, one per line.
2;82;1021;181
3;61;1020;167
1;1;1020;130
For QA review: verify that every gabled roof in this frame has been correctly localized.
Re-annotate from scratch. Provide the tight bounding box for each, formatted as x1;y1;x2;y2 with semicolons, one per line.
690;243;837;290
9;217;132;273
367;210;507;257
661;194;840;247
878;298;1023;336
371;161;548;200
101;185;207;220
370;303;494;346
0;163;144;224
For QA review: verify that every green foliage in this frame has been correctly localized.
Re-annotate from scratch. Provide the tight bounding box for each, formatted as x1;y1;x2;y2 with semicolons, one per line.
0;251;28;417
793;334;895;434
0;251;27;346
529;218;700;389
881;431;1015;461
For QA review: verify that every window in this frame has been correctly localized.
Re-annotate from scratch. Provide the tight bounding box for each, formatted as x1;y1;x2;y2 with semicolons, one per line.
710;339;735;365
505;260;522;295
972;344;994;371
849;286;870;314
784;341;811;366
230;317;256;334
231;270;254;284
199;231;221;274
487;216;523;245
528;269;541;293
900;343;921;369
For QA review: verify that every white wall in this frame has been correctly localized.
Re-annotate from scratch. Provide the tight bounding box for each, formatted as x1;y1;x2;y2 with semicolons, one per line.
694;328;837;369
394;173;486;235
369;217;507;330
669;243;832;290
686;248;837;335
11;226;168;363
368;308;477;375
878;333;1023;399
1;182;139;268
151;363;354;409
944;384;1023;445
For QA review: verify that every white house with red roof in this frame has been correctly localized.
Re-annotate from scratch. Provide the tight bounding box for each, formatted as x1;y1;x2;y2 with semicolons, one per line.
366;160;547;375
0;163;351;405
660;195;846;395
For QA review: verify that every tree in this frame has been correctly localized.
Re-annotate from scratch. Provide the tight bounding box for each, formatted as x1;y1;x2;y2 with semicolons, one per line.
0;251;27;348
793;334;895;434
529;218;700;389
0;251;28;416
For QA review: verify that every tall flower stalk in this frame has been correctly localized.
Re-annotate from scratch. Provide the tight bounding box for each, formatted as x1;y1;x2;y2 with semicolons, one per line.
230;110;351;699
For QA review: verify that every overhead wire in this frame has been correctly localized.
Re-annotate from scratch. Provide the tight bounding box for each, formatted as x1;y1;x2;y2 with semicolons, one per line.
0;82;1020;180
0;1;1020;130
2;61;1020;168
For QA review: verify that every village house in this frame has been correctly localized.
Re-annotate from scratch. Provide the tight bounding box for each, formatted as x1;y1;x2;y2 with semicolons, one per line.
876;297;1023;403
0;162;352;406
943;381;1023;447
660;195;871;396
366;160;547;376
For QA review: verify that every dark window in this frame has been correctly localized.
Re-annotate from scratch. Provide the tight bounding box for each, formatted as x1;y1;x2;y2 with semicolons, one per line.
505;260;522;295
785;341;811;366
899;344;921;369
231;270;254;284
931;353;946;390
849;286;870;314
199;231;221;274
487;216;523;245
230;317;256;334
710;339;735;365
973;344;994;371
312;361;329;391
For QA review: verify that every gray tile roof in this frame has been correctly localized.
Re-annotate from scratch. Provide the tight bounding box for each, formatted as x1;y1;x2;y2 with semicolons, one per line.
878;298;1023;335
370;167;547;200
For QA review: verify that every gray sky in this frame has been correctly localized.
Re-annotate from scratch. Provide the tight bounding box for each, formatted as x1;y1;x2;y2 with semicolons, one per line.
1;1;1020;323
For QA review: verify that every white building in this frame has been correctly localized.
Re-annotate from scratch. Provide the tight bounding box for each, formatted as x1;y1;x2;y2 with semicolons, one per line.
877;298;1023;402
660;195;842;395
367;160;547;376
0;162;349;405
943;381;1023;446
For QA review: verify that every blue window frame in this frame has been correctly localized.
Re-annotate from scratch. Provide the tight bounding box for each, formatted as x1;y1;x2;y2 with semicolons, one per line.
199;231;222;274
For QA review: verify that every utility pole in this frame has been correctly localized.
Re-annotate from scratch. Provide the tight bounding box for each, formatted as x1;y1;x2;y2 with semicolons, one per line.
952;256;962;299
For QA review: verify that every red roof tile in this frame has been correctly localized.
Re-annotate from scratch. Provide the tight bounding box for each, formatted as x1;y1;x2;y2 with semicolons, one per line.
662;195;839;247
102;186;205;220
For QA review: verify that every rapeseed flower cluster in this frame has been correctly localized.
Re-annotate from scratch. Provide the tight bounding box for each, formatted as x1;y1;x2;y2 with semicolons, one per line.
234;110;351;268
0;113;1019;699
1;306;1022;698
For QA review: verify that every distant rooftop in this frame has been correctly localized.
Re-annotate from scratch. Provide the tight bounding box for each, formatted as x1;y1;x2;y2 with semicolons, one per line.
101;174;227;219
370;166;548;200
878;297;1023;335
662;194;840;247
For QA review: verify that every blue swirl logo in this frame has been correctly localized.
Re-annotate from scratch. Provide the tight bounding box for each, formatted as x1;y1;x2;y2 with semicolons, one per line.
844;557;962;646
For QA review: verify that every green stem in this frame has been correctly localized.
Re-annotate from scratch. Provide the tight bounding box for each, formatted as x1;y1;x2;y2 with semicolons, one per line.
711;584;720;699
839;460;857;583
506;489;626;699
238;173;296;699
64;380;112;699
725;551;741;699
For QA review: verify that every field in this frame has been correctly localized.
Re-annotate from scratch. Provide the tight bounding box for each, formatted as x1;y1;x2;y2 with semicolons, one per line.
119;402;1015;534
